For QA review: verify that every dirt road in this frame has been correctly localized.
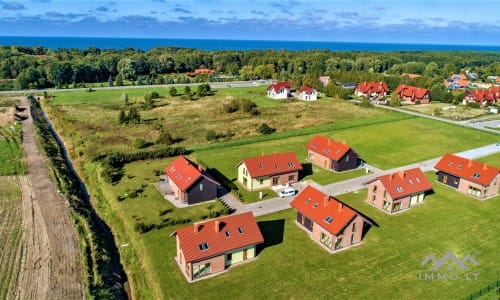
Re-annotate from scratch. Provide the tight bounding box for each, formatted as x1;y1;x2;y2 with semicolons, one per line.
16;96;84;299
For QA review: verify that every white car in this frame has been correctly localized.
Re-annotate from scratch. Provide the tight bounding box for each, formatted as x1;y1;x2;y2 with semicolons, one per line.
279;187;296;198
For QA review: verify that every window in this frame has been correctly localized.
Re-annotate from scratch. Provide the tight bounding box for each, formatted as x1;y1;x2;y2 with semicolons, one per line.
324;216;333;224
238;227;244;234
472;173;481;178
352;222;357;232
416;177;420;183
288;162;295;167
373;185;377;193
259;163;264;169
396;186;403;192
306;197;311;204
335;238;343;250
227;253;232;261
320;232;332;247
448;162;453;167
313;203;319;208
351;234;355;244
194;263;211;279
288;174;295;181
408;179;413;185
453;178;459;185
371;195;376;203
225;230;231;238
383;190;387;198
259;178;264;184
199;242;209;251
199;183;203;191
346;155;349;162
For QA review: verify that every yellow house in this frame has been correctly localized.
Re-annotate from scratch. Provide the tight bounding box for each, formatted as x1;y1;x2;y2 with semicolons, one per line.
236;152;302;191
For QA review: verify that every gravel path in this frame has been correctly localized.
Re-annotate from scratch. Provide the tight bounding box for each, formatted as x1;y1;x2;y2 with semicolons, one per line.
16;97;84;300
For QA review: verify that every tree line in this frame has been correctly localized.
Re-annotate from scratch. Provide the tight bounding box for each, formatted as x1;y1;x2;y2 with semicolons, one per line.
1;45;499;92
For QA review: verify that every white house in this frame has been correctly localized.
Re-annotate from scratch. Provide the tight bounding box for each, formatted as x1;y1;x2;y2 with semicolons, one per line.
267;82;291;99
299;86;317;101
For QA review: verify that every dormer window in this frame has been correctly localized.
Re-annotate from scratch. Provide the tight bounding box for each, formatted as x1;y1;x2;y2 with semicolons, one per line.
288;162;294;167
396;186;403;192
238;227;244;234
472;173;480;178
324;216;333;224
457;164;462;169
225;231;231;238
408;179;413;185
199;242;209;251
313;203;319;208
448;162;453;167
259;163;264;169
306;197;311;204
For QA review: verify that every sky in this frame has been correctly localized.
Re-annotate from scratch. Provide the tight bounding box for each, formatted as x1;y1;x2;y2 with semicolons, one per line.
0;0;499;45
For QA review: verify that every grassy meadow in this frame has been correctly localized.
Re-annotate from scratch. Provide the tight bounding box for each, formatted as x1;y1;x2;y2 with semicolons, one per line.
41;85;500;299
0;123;27;176
0;177;23;300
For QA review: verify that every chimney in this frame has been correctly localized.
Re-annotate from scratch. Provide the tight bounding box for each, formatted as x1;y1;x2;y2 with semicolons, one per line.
198;164;203;172
261;152;264;157
342;141;346;145
399;171;405;179
214;220;220;233
324;196;329;207
327;139;331;146
483;163;488;170
338;202;343;212
468;159;473;168
390;173;395;181
194;223;201;233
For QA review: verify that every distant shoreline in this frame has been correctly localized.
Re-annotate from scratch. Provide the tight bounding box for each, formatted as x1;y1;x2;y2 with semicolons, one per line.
1;36;499;52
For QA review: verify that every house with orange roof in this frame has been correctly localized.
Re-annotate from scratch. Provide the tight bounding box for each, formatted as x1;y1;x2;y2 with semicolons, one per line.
306;135;359;172
463;87;500;107
236;152;302;191
394;85;431;104
365;168;433;214
267;81;291;99
298;86;317;101
187;68;215;77
444;74;471;90
354;81;389;98
290;185;370;253
434;154;500;199
165;156;220;205
170;212;264;281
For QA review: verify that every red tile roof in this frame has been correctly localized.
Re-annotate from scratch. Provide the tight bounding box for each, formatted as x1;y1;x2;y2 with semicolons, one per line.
306;135;352;162
237;152;302;178
290;185;358;235
299;86;316;94
464;88;500;104
395;85;430;100
444;74;471;89
369;167;433;200
194;68;215;74
165;156;219;192
434;153;500;186
171;212;264;263
356;81;389;94
267;81;291;93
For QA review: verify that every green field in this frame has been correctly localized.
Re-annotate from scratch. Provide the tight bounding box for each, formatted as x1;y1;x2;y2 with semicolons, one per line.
0;123;27;176
0;177;23;300
45;85;500;299
95;168;500;299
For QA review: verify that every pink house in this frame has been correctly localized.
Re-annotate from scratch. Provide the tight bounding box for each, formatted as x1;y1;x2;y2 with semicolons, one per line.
290;185;370;253
435;153;500;199
365;168;433;214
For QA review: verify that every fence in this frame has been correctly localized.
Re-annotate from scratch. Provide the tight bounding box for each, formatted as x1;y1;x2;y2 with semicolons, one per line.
463;280;500;300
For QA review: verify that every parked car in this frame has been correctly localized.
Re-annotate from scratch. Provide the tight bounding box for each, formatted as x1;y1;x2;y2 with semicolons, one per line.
279;187;296;198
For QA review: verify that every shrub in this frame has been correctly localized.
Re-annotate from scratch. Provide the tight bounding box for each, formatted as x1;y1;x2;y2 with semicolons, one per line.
240;99;257;112
258;123;275;135
206;130;218;141
197;83;210;97
133;138;148;149
223;99;239;113
156;131;174;145
168;87;177;97
467;102;480;109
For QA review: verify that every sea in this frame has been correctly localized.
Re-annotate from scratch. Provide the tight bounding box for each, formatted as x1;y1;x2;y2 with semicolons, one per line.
0;36;499;52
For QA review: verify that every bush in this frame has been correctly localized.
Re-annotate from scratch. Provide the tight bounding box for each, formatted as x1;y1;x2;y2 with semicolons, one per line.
258;123;275;135
206;130;218;141
168;87;177;97
133;138;148;149
467;102;481;109
156;131;174;145
197;83;210;97
223;99;239;113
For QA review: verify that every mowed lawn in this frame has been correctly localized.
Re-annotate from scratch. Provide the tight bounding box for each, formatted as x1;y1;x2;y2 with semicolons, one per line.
125;170;500;299
193;117;499;197
0;123;27;176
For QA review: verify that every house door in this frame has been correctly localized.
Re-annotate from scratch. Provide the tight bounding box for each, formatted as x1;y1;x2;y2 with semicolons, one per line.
442;175;448;184
243;249;248;260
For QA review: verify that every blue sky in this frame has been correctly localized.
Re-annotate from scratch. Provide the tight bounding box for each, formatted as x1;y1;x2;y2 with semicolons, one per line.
0;0;499;45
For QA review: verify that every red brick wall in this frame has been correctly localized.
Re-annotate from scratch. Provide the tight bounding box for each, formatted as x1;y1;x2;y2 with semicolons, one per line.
273;171;299;186
167;176;187;201
307;150;332;170
191;255;225;280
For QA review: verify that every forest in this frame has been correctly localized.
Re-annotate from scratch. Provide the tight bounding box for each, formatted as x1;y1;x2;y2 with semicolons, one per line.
1;45;500;100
